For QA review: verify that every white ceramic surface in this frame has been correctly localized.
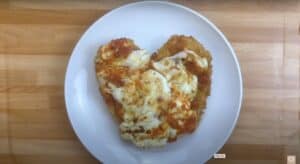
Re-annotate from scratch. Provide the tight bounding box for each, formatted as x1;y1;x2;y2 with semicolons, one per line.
65;1;243;164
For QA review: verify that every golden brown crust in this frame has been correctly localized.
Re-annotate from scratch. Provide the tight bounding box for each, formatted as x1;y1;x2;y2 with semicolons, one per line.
152;35;212;62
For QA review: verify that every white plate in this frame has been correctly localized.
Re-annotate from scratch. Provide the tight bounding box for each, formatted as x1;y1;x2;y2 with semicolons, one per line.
65;1;243;164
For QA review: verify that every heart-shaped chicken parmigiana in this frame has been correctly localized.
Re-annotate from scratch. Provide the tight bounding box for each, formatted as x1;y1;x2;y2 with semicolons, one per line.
95;35;212;148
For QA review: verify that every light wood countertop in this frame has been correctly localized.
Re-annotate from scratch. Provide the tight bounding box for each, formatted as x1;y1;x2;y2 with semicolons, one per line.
0;1;299;164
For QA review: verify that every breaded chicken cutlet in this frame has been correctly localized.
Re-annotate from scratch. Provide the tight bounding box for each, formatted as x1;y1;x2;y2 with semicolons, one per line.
95;35;212;148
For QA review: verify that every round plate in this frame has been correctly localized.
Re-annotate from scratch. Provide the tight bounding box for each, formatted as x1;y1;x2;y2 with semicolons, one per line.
65;1;243;164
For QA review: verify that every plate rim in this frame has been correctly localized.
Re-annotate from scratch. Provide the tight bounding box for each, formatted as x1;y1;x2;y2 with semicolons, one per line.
64;1;243;163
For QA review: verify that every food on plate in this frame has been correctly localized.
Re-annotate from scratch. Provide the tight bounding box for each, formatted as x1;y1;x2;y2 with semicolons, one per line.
95;35;212;147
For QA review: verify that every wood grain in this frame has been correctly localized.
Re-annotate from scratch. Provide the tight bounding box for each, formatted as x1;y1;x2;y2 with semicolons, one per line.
0;0;299;164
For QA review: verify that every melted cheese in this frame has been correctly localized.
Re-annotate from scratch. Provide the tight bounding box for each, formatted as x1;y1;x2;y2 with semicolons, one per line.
124;50;151;69
110;69;174;147
98;48;208;147
161;49;209;69
152;51;198;100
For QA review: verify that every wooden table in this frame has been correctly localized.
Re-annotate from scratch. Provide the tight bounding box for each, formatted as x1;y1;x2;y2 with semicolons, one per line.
0;1;299;164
